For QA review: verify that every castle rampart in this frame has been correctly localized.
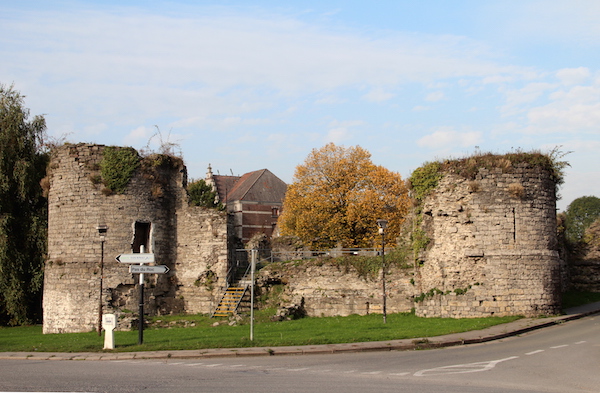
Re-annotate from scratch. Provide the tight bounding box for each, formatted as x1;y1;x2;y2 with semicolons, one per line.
43;144;228;333
414;162;561;317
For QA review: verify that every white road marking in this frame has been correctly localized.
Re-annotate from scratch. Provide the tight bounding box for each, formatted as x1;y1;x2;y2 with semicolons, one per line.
389;372;410;376
204;363;222;367
414;356;519;377
526;350;544;355
575;341;586;345
550;345;568;349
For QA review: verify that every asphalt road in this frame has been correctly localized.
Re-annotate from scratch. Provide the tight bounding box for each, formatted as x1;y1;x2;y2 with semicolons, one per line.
1;315;598;393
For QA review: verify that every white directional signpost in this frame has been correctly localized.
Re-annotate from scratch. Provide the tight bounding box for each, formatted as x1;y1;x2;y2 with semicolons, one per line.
116;249;169;345
129;265;169;274
115;253;155;264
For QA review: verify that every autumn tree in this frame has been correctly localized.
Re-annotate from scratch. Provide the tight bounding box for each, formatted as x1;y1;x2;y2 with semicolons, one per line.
0;84;48;325
278;143;410;249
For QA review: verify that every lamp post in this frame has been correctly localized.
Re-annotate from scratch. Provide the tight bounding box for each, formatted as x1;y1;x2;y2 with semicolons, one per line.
97;224;108;336
376;219;388;324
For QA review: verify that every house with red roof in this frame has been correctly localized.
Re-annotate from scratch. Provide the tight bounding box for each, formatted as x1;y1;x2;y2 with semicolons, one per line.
205;165;287;243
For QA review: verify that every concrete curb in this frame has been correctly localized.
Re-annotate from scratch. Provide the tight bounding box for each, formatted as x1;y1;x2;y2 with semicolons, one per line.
1;306;598;361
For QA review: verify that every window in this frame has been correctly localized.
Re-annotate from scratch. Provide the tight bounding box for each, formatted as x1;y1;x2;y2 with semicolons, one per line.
132;221;151;253
271;207;279;218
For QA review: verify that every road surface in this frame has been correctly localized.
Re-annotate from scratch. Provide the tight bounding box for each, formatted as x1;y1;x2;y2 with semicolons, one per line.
1;315;598;392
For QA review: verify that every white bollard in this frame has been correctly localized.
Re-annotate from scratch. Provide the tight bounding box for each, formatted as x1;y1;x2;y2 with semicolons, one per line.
102;313;117;350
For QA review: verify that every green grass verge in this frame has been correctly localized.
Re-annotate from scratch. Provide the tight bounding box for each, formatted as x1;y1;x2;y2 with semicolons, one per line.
0;311;519;353
3;291;597;354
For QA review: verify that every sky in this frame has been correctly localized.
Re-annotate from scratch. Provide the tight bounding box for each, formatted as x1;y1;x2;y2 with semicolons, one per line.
2;1;599;211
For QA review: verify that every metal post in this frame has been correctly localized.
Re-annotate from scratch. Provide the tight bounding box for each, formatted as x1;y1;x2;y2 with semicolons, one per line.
138;245;145;345
250;249;256;341
376;219;388;324
382;231;386;324
96;224;108;336
97;237;105;336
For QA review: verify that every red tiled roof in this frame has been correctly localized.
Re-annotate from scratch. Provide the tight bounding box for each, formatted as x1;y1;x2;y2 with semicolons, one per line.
224;169;287;204
212;175;240;202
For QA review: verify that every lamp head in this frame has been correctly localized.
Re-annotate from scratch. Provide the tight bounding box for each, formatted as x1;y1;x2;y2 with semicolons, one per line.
96;224;108;236
376;219;388;234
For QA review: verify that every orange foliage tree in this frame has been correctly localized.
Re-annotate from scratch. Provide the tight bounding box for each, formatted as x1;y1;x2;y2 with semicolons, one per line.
278;143;410;249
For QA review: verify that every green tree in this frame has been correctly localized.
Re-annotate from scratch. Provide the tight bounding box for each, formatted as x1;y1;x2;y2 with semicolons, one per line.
0;84;48;325
188;179;222;209
279;143;410;249
564;196;600;244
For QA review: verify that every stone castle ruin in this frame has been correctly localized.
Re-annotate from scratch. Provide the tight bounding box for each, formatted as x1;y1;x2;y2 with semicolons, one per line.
412;156;562;318
257;154;563;319
43;145;564;333
43;144;230;333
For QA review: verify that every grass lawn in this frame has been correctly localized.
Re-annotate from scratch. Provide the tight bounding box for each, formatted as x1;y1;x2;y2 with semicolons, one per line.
0;310;519;353
2;290;596;354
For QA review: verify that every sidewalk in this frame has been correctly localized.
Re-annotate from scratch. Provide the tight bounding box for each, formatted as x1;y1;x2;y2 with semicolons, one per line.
2;302;599;361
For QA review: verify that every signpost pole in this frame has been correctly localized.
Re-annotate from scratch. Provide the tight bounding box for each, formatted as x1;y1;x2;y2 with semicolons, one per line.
138;246;145;345
250;249;256;341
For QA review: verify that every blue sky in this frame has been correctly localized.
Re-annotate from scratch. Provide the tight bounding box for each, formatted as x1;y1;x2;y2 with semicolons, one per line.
2;1;599;211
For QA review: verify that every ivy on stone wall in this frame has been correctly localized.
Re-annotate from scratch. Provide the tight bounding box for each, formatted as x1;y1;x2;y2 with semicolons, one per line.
408;161;442;201
100;146;140;194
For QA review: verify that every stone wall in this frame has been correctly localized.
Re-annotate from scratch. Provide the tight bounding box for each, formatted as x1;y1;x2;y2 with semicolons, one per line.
414;164;561;318
43;144;228;333
568;220;600;292
257;260;417;317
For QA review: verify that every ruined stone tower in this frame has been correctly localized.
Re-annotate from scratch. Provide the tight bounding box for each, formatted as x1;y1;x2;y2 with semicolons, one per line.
43;144;229;333
412;155;562;318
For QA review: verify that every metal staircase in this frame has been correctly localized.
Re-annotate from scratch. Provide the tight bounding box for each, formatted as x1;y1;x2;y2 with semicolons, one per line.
212;263;252;317
212;286;248;317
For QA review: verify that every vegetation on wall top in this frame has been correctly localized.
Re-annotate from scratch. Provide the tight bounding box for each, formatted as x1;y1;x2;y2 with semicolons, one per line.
409;149;569;201
406;149;569;263
99;144;185;197
100;146;140;194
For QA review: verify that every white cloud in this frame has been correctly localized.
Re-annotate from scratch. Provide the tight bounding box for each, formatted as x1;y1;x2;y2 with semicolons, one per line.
412;106;431;112
328;120;366;128
123;126;153;146
425;91;445;102
417;128;483;150
556;67;590;86
522;84;600;134
325;128;351;144
500;82;556;116
484;1;600;45
364;88;395;102
83;123;108;137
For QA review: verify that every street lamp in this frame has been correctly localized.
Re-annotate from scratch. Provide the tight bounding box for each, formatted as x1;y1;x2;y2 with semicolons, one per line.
97;224;108;336
376;219;388;324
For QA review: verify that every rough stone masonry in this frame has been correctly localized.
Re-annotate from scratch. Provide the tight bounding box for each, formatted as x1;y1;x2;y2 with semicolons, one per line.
43;146;563;333
413;163;562;318
43;144;229;333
